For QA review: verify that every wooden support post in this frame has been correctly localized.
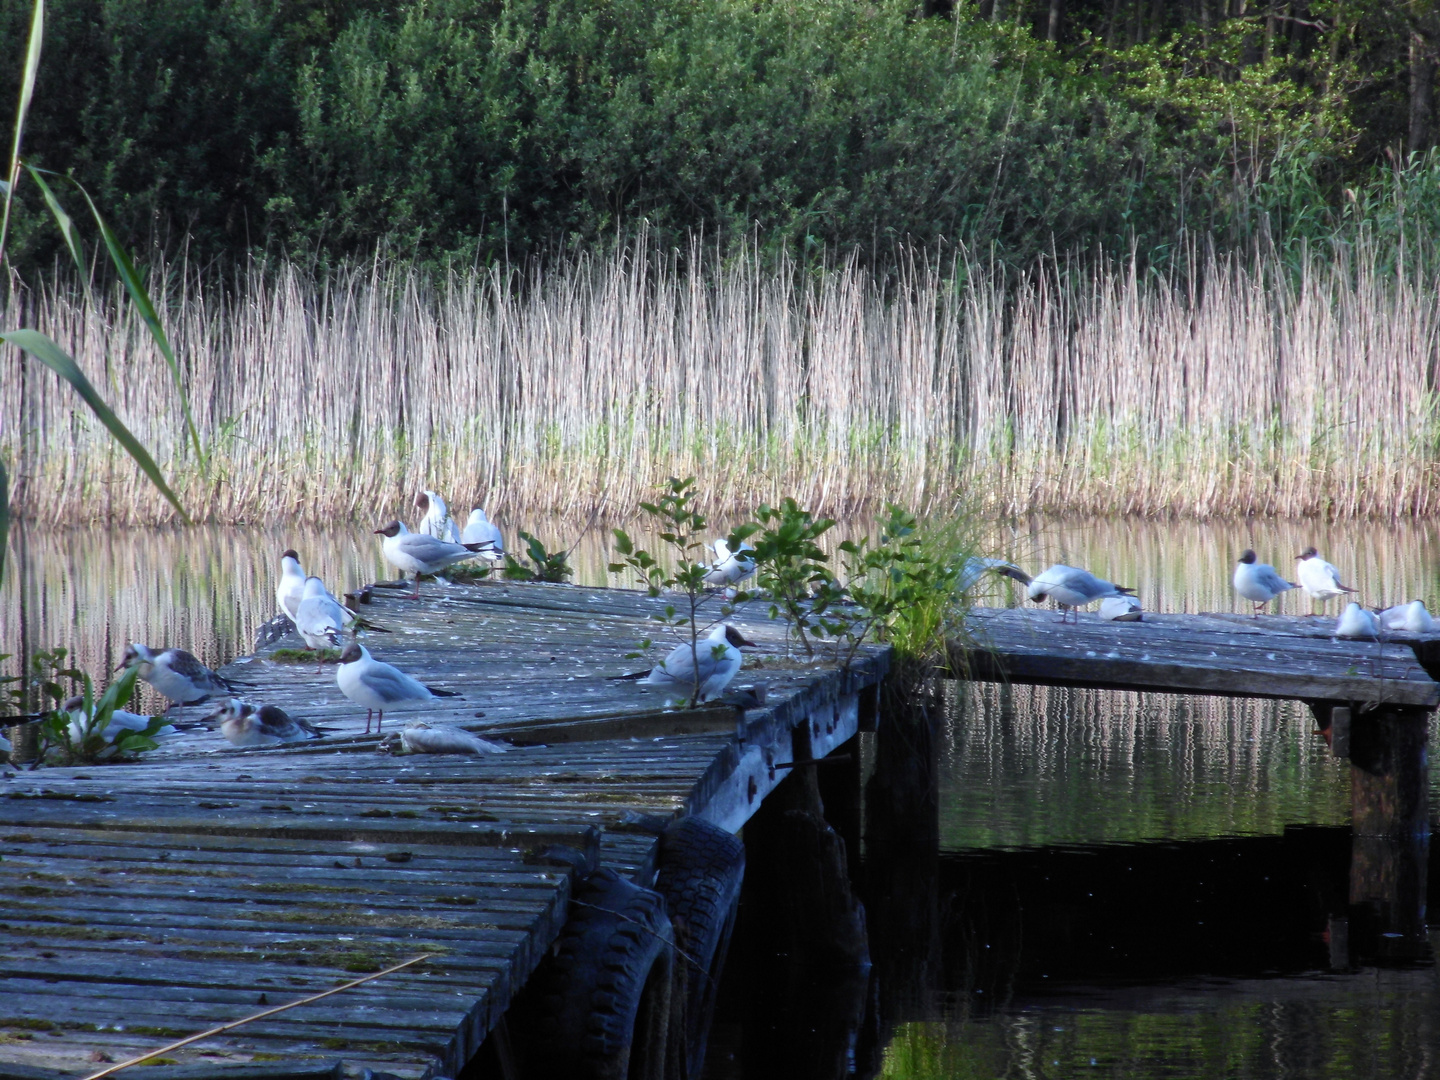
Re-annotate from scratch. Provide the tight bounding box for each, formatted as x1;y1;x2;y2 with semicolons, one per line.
1346;705;1431;960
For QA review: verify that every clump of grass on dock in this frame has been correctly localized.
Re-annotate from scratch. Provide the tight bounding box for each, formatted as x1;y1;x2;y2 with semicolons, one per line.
269;647;342;665
5;236;1439;523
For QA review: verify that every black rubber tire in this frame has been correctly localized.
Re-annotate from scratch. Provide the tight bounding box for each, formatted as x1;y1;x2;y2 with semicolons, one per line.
652;818;746;1080
513;866;675;1080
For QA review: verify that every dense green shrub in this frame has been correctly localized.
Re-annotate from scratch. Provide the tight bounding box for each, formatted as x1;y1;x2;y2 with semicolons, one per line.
0;0;1434;271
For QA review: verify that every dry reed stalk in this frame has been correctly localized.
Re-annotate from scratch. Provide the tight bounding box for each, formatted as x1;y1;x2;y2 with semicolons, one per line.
3;238;1438;525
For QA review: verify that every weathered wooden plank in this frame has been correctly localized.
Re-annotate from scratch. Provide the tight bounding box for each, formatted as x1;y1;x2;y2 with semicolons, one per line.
958;607;1440;706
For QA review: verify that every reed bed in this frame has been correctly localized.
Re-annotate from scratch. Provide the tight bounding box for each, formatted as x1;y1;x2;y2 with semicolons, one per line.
3;238;1438;524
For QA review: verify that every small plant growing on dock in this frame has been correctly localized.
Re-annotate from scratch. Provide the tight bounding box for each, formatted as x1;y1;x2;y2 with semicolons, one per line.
747;498;842;658
502;531;574;583
39;663;166;764
611;477;753;706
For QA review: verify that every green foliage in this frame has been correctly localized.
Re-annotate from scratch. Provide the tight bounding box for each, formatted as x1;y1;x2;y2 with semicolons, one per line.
501;531;573;583
747;498;838;659
39;663;166;765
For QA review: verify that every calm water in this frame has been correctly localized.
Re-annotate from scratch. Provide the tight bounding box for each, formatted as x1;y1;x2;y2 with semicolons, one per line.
5;515;1439;1078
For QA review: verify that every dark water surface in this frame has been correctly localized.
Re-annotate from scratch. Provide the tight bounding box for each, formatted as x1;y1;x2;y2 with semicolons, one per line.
5;517;1439;1077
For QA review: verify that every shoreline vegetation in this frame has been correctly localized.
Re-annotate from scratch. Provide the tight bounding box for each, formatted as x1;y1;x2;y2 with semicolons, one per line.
3;235;1439;525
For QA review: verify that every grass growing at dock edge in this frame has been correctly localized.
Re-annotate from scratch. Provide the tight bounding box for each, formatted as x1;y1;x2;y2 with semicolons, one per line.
6;236;1440;523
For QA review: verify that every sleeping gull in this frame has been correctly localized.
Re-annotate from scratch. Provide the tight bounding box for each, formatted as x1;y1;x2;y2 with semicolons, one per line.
294;576;349;671
204;698;328;746
276;549;306;621
416;490;462;543
1335;602;1379;641
1025;565;1135;623
1099;595;1143;621
394;719;508;755
1296;547;1356;615
118;644;244;704
1232;550;1296;617
375;520;494;598
1378;600;1435;634
337;642;462;734
641;624;753;701
461;509;506;562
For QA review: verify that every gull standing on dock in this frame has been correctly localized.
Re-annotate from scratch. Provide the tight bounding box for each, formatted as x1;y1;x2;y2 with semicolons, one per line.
336;643;462;734
376;521;494;598
642;624;753;701
1378;600;1436;634
205;698;328;745
118;644;244;704
1296;547;1356;615
294;576;349;671
461;509;506;562
1233;550;1297;617
416;490;462;543
276;550;306;620
1335;602;1380;641
1025;565;1135;623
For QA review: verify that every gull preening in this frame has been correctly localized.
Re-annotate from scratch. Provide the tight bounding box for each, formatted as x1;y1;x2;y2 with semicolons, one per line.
642;624;754;701
61;695;175;743
461;509;506;562
416;490;462;543
1296;547;1356;615
1378;600;1436;634
1025;565;1135;623
276;549;306;620
336;642;462;733
395;719;508;755
704;539;756;589
376;520;494;598
119;644;242;704
204;698;327;746
1335;602;1380;641
1233;550;1297;617
294;576;349;670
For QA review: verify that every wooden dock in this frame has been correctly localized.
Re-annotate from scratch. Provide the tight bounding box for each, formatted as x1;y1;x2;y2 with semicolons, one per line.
0;581;886;1080
958;607;1440;707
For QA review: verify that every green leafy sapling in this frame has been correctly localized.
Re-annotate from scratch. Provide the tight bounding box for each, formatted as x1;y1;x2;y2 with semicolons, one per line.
610;477;754;706
501;531;575;583
747;498;840;658
40;662;167;764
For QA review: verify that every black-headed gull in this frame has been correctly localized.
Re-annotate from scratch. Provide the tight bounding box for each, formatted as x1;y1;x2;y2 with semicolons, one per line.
642;624;753;701
118;644;243;704
416;489;462;543
336;642;462;734
703;539;757;589
1335;602;1379;641
1233;550;1296;617
1378;600;1435;633
461;508;506;562
1099;595;1142;621
204;698;327;745
294;576;349;670
393;719;508;755
375;520;494;598
276;549;306;620
1026;565;1135;623
1296;547;1355;615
